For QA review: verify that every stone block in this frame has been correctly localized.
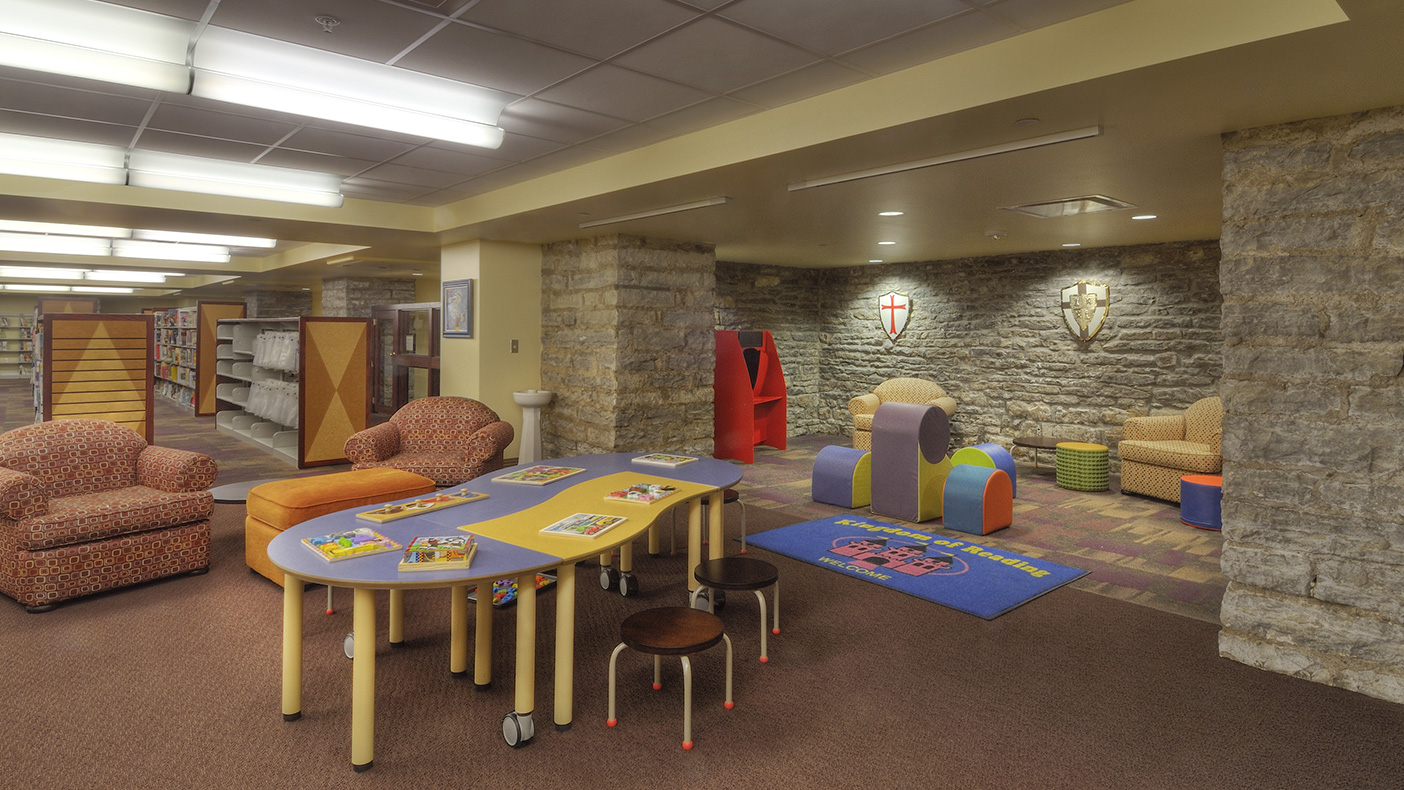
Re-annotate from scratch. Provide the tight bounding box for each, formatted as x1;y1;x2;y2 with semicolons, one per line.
1220;544;1314;595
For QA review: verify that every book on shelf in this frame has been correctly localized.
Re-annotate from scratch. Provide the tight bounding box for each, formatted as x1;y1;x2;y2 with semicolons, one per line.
301;527;400;562
398;534;478;572
494;465;586;486
604;482;679;504
631;453;698;467
539;512;627;538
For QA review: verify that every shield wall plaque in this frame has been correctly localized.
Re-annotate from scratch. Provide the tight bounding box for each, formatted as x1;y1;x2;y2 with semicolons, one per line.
877;291;911;341
1060;281;1109;341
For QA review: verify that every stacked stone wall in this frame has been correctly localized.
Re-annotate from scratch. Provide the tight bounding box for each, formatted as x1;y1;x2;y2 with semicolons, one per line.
243;290;311;318
321;277;417;317
717;240;1222;466
1217;105;1404;703
541;235;715;457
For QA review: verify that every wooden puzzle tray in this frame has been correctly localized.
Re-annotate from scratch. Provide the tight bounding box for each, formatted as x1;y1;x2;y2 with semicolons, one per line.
356;491;488;523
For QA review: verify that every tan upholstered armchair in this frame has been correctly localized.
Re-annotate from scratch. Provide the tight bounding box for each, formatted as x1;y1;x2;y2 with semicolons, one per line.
0;419;216;612
849;378;957;451
344;396;514;487
1117;396;1223;503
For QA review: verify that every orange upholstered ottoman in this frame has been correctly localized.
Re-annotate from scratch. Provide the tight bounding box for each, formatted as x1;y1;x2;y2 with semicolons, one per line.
244;468;436;585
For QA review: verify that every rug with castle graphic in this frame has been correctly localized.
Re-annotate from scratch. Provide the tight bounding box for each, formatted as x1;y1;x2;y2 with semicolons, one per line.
745;515;1089;619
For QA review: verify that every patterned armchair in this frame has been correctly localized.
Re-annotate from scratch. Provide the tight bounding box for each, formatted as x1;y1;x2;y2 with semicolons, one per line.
849;378;957;451
1118;396;1223;503
344;396;514;487
0;419;216;612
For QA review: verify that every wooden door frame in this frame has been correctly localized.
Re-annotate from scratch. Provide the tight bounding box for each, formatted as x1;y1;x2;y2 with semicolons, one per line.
371;302;441;415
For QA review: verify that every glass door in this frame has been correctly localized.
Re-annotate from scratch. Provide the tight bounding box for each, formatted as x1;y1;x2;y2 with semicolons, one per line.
371;303;440;417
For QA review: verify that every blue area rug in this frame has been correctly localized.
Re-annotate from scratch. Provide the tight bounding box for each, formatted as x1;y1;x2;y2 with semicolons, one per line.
745;515;1089;619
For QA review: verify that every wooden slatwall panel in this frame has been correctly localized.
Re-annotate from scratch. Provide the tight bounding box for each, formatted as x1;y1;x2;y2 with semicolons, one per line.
44;314;154;443
299;317;371;466
195;301;246;416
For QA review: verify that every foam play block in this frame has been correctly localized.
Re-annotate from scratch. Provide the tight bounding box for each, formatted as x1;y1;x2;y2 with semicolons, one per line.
942;464;1013;536
1180;474;1223;530
951;442;1018;499
811;445;872;508
870;402;953;523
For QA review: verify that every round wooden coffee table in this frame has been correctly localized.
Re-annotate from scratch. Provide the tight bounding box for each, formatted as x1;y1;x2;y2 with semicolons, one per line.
1012;436;1069;470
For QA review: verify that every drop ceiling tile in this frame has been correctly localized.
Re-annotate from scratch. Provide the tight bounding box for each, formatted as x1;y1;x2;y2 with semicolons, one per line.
983;0;1133;30
729;61;871;109
0;110;136;147
132;130;269;162
389;146;504;177
0;78;154;126
536;65;714;123
584;124;678;154
474;133;571;164
614;17;821;94
837;10;1019;74
357;163;471;190
644;97;764;135
207;0;447;62
281;127;421;161
673;0;732;10
461;0;700;60
499;100;632;145
394;23;593;96
720;0;970;57
253;148;379;177
523;146;613;172
444;163;553;197
342;177;437;202
148;103;302;146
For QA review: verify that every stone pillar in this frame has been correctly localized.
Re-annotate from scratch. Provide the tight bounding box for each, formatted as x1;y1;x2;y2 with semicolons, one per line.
1217;105;1404;703
541;235;715;457
321;277;417;317
243;289;312;318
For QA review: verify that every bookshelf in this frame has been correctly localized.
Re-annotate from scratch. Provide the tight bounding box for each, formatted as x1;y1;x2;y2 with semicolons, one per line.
153;306;197;409
0;314;35;380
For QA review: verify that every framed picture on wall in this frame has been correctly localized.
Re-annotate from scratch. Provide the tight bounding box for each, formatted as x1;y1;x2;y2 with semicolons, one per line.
442;279;473;338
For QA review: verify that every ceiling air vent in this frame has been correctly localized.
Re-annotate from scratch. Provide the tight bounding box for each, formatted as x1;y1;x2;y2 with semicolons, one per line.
1000;194;1137;219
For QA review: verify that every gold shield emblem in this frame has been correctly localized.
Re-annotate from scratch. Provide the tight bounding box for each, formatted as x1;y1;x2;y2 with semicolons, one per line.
1060;281;1109;341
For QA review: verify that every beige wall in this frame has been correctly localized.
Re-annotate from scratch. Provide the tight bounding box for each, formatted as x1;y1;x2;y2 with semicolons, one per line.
439;239;543;459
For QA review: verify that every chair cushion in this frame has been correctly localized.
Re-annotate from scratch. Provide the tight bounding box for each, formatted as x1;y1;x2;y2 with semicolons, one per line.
14;486;213;552
247;468;435;529
1118;440;1222;473
352;453;490;488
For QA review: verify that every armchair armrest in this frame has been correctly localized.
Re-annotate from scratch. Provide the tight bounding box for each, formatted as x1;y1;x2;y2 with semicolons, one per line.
929;396;957;417
345;421;400;464
466;421;515;464
137;446;218;493
1123;414;1186;442
0;466;48;522
849;393;881;416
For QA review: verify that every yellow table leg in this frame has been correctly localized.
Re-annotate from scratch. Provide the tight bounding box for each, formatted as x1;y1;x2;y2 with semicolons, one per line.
708;490;723;561
648;523;660;555
514;571;537;718
687;497;703;592
388;588;404;646
281;574;304;721
351;587;376;771
553;563;576;730
474;583;493;688
450;585;468;675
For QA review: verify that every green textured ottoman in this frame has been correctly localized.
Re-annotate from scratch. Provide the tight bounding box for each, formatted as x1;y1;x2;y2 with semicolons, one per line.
1055;442;1109;492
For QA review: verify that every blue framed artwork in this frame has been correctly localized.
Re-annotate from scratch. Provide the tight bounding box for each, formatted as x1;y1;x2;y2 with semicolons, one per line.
442;279;472;338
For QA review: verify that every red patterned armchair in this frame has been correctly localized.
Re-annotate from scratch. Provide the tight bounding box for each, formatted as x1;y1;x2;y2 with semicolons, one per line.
344;396;514;487
0;419;217;612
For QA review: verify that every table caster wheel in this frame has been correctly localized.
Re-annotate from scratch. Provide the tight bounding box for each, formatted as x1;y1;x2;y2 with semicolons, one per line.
619;572;639;598
599;566;620;591
502;711;535;747
691;589;712;612
343;632;355;659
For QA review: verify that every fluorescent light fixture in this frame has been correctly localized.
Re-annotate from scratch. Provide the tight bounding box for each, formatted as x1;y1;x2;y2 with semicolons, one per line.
868;259;884;263
0;266;84;279
133;229;276;248
127;150;344;208
789;126;1102;191
0;0;194;92
1062;243;1082;247
85;270;177;283
878;241;896;245
578;197;731;229
191;28;513;149
0;132;127;185
73;285;134;294
878;211;904;216
112;238;231;263
5;283;70;292
1132;214;1158;220
0;219;131;238
0;231;111;256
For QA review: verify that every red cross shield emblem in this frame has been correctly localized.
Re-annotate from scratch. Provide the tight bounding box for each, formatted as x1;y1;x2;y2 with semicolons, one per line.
877;291;911;341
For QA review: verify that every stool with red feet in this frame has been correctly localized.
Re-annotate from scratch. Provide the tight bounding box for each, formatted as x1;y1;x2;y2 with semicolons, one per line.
607;607;734;750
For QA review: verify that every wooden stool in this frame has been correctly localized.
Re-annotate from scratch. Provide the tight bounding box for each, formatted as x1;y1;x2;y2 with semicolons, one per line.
690;557;780;663
607;607;734;750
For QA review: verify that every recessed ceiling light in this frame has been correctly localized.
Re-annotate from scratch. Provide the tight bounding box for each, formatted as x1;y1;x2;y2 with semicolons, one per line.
1002;194;1136;219
869;259;883;263
1062;243;1082;247
1132;214;1158;220
878;211;904;216
411;271;423;276
878;241;896;245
